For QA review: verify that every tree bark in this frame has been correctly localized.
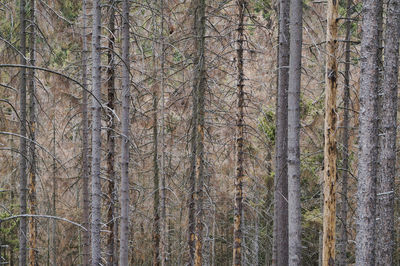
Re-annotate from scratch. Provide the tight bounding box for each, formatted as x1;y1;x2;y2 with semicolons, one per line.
106;2;117;265
193;0;206;265
19;0;28;264
376;0;400;263
91;0;102;263
233;0;245;265
322;0;338;265
287;0;302;264
356;0;380;264
273;0;289;263
81;0;91;264
336;0;352;264
28;0;37;264
119;0;131;264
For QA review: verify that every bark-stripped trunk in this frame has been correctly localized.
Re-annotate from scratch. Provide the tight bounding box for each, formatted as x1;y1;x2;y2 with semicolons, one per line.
336;0;351;264
273;0;289;263
193;0;206;265
376;0;400;263
119;0;131;263
106;2;117;264
28;0;37;264
81;0;91;264
322;0;338;264
233;1;245;265
287;0;302;263
91;0;102;263
19;0;28;264
356;0;380;264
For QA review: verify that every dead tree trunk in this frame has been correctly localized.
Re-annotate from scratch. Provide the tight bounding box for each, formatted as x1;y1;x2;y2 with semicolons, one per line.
119;0;131;264
322;0;338;264
106;2;117;265
19;0;28;264
233;0;245;265
90;0;102;263
81;0;91;264
28;0;37;264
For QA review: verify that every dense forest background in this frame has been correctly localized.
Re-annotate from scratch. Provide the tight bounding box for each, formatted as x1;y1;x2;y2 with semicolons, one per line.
0;0;399;265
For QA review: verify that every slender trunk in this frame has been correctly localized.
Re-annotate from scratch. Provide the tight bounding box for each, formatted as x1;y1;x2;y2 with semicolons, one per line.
106;2;117;265
355;0;380;264
119;0;131;263
91;0;102;263
336;0;352;264
81;0;91;264
376;0;400;264
153;91;161;265
233;1;245;265
193;0;206;265
188;0;199;262
287;0;302;264
152;1;161;265
160;1;168;264
322;0;338;264
273;0;289;263
51;98;57;266
19;0;28;264
28;0;37;264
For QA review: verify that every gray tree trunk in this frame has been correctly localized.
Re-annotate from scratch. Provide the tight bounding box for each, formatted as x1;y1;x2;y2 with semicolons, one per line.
376;0;400;264
273;0;289;263
81;0;91;264
336;0;352;264
287;0;302;264
356;0;381;264
18;0;28;264
91;0;102;263
119;0;131;264
106;2;117;265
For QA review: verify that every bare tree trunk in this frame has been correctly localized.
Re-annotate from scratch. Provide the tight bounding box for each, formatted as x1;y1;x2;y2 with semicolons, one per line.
233;1;245;265
106;2;117;265
336;0;352;264
19;0;28;264
273;0;289;263
356;0;380;264
287;0;302;264
91;0;102;263
159;1;168;264
322;0;338;265
51;97;57;266
376;0;400;264
27;0;37;264
193;0;206;265
119;0;131;263
81;0;91;264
